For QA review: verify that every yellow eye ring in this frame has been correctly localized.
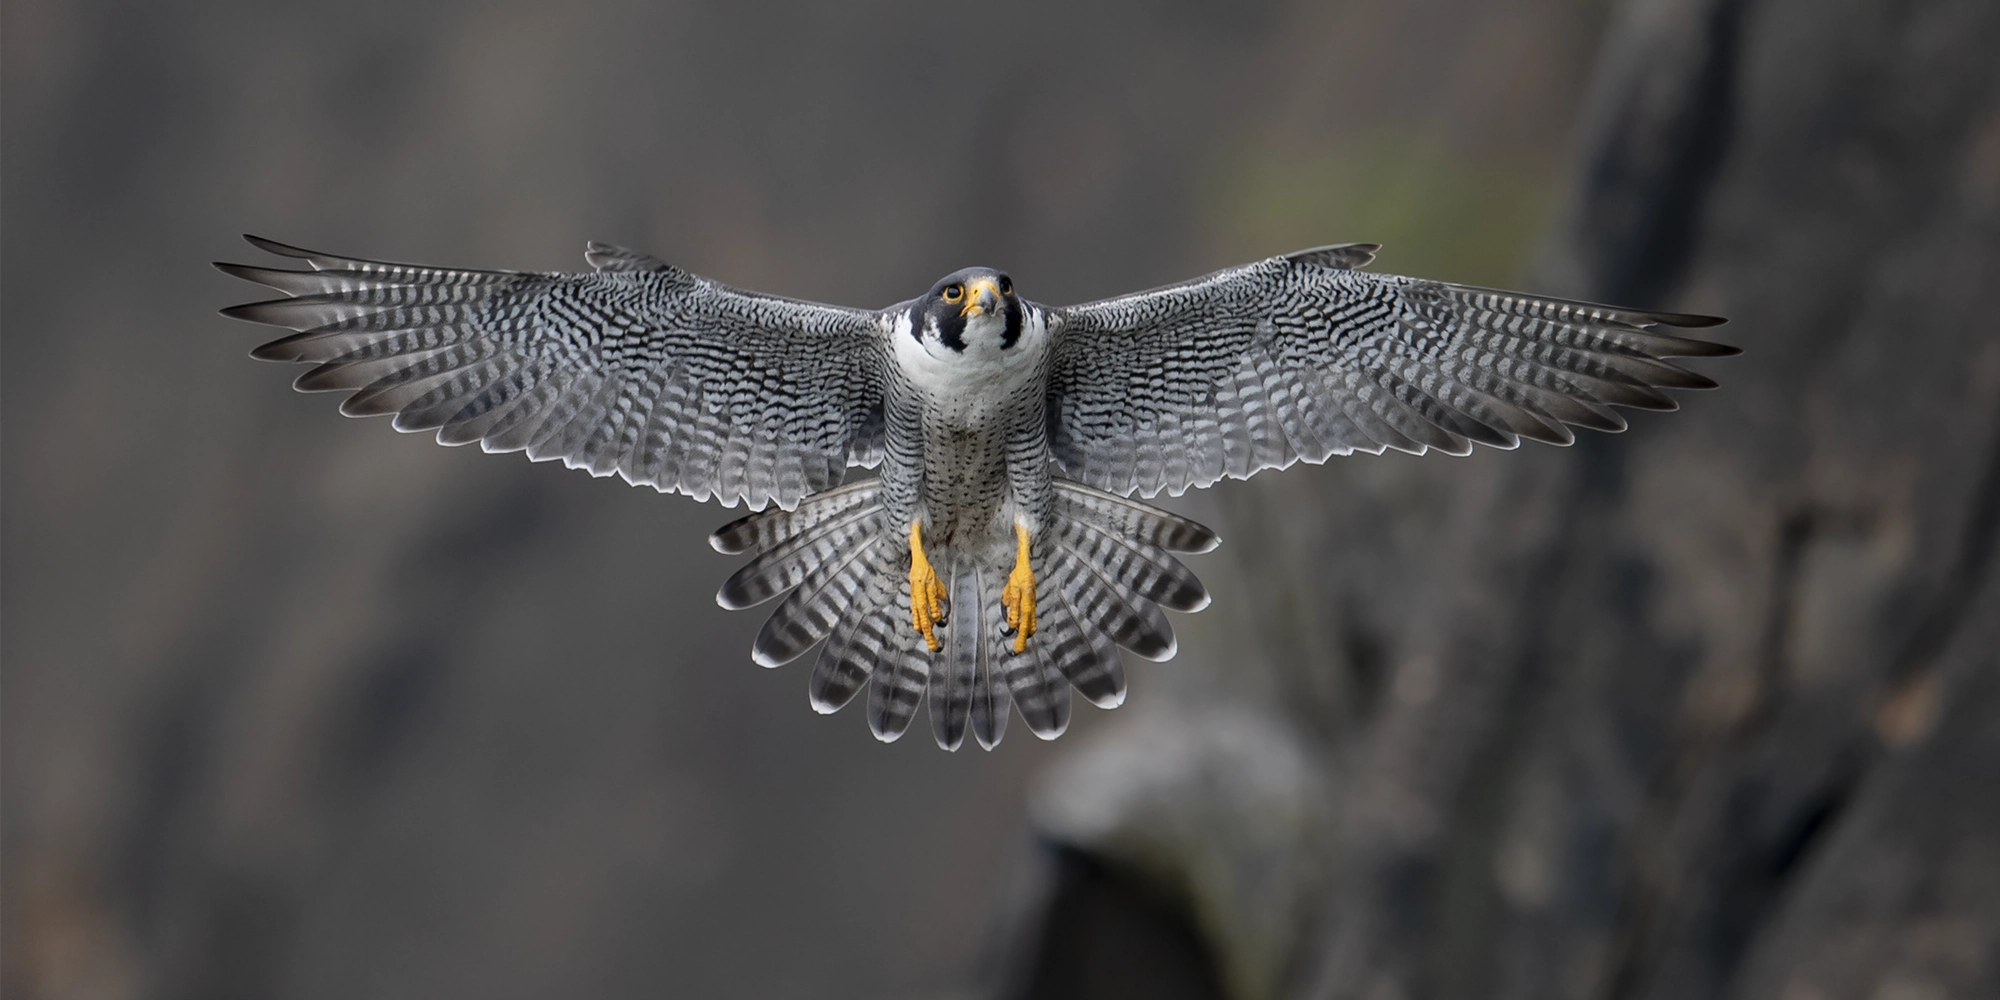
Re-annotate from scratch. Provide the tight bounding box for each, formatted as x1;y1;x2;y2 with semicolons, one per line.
942;284;963;303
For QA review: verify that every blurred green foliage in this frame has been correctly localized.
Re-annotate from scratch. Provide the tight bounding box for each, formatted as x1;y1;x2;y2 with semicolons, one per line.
1205;135;1559;287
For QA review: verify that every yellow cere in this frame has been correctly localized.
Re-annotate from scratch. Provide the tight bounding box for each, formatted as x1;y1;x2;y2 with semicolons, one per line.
959;277;1001;317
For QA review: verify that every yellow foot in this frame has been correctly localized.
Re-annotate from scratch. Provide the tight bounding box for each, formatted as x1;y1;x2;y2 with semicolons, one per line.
908;521;947;651
1001;522;1037;653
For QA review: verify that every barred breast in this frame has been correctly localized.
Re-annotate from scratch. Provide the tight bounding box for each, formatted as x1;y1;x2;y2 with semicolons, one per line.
882;306;1054;550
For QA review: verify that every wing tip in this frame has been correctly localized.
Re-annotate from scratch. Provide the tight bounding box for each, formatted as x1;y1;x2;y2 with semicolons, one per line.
1672;338;1743;357
219;300;284;324
242;234;315;258
212;260;263;283
1648;311;1728;329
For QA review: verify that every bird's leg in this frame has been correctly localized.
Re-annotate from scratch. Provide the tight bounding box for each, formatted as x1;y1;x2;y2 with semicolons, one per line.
908;521;947;652
1001;522;1038;653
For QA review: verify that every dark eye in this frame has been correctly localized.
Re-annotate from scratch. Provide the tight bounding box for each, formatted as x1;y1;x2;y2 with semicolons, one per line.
999;277;1012;295
942;284;963;303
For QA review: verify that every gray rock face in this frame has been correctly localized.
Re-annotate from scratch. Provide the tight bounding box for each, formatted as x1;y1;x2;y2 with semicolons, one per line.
1016;1;2000;997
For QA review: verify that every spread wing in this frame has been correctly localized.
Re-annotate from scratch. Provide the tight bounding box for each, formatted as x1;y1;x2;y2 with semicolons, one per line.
218;236;889;510
1044;244;1737;497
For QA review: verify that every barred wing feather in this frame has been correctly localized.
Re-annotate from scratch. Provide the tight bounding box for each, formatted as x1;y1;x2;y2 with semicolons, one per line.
1045;244;1736;498
217;235;888;511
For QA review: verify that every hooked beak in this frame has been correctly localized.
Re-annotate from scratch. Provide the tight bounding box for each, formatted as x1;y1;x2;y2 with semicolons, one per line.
960;277;1003;318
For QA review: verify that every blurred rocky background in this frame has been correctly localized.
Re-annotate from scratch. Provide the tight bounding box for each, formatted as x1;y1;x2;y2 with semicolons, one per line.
4;1;1996;999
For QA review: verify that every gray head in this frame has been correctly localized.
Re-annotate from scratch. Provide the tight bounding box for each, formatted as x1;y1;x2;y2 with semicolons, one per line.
912;267;1023;355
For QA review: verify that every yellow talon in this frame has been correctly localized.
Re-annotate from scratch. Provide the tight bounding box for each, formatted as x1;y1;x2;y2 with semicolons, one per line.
1001;522;1037;653
908;521;947;651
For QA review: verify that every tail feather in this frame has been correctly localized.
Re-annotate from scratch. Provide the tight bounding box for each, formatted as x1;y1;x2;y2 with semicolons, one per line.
1047;585;1127;708
990;573;1056;737
810;565;901;714
752;535;888;667
867;570;931;742
928;563;985;751
1051;481;1219;553
710;479;881;554
1051;518;1209;613
1017;637;1073;740
970;638;1012;750
1013;590;1097;739
809;622;874;714
1049;549;1177;661
717;506;883;610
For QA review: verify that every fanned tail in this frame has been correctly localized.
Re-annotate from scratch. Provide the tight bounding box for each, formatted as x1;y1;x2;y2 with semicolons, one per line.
711;480;1218;749
865;567;933;742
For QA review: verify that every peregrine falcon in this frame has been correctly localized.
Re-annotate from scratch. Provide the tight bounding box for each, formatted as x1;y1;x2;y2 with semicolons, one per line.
217;236;1733;749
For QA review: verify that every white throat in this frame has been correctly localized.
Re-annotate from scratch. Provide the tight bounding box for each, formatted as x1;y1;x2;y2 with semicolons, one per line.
891;308;1049;395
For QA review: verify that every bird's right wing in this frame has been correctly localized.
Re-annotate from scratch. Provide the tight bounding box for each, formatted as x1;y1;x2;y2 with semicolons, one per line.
1045;244;1736;498
219;236;890;511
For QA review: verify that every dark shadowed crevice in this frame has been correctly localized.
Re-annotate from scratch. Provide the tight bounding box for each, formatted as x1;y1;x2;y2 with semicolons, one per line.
1574;0;1750;307
1001;847;1228;1000
1745;504;1874;737
1699;750;1863;989
1341;611;1391;724
1757;776;1852;884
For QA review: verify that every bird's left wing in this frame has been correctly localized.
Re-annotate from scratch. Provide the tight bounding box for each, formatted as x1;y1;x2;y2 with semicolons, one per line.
219;236;890;510
1045;244;1736;497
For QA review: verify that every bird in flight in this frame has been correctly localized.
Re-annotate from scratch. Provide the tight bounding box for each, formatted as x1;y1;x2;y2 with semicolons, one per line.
218;236;1732;750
